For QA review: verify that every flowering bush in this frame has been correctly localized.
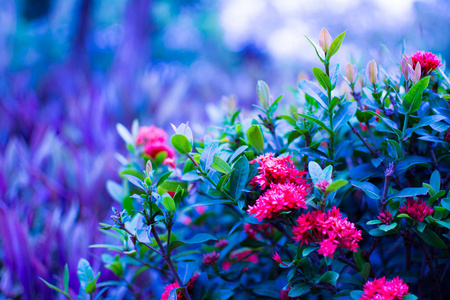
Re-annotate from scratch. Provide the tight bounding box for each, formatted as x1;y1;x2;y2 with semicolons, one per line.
42;28;450;300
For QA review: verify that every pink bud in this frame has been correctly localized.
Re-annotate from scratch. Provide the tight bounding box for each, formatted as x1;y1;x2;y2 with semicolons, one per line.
272;252;289;266
366;60;378;85
319;28;332;52
412;62;421;84
345;63;358;83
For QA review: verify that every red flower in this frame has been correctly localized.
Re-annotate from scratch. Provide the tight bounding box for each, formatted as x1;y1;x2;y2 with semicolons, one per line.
144;143;174;159
315;180;329;192
249;153;307;190
408;51;442;78
247;183;308;221
202;251;220;265
137;125;167;145
160;274;198;300
377;210;394;225
361;277;410;300
279;286;300;300
272;252;289;266
292;207;362;257
398;198;434;222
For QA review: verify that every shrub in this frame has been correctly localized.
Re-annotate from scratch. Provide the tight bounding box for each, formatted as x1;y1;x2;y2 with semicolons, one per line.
43;28;450;300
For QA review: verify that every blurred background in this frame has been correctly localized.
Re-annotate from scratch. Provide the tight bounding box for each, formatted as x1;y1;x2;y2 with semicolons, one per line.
0;0;449;298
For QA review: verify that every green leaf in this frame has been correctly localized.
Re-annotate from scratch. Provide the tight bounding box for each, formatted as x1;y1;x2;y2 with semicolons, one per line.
388;187;429;200
308;161;324;183
296;113;334;136
253;288;280;299
163;196;176;213
182;233;217;244
416;222;426;232
168;289;178;300
312;67;332;91
379;222;397;232
77;258;95;291
106;261;123;277
329;64;340;87
404;115;446;139
305;35;325;62
429;190;445;205
333;102;357;131
39;278;70;299
326;179;348;193
366;220;383;225
403;295;418;300
351;181;381;199
229;156;249;199
200;141;218;171
289;283;310;297
414;228;447;249
246;125;265;153
123;174;145;191
403;77;430;113
63;264;69;293
386;139;404;160
228;146;248;163
369;228;393;236
430;170;441;193
157;171;173;188
302;246;319;257
319;271;339;285
350;290;364;300
257;80;271;110
360;263;370;281
171;134;192;155
396;156;431;172
106;180;123;203
116;123;133;144
326;31;346;60
179;262;197;285
212;156;232;174
298;80;328;109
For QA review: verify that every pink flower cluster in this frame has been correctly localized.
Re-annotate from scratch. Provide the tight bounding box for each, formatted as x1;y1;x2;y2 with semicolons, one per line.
292;207;362;257
243;223;274;240
398;198;434;222
247;153;310;221
160;274;198;300
361;277;410;300
377;210;394;225
202;251;220;265
408;51;442;77
247;183;308;221
249;153;307;190
136;125;174;159
214;239;229;249
279;286;300;300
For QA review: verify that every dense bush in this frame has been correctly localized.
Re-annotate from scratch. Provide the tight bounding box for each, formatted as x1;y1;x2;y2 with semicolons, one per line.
42;28;450;300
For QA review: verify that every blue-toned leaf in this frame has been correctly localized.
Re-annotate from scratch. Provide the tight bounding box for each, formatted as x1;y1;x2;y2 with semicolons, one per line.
200;141;218;171
230;156;249;200
351;181;381;199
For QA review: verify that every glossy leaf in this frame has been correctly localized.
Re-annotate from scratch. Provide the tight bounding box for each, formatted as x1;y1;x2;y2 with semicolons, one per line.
171;134;192;155
229;156;249;199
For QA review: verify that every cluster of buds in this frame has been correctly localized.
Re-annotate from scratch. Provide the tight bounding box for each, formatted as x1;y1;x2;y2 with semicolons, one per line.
377;210;394;225
401;51;442;84
111;206;123;226
443;129;450;143
315;180;330;193
214;239;229;249
202;251;220;265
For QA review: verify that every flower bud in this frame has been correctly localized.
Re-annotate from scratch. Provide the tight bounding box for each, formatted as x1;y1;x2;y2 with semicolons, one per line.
412;62;421;84
366;60;378;85
146;160;153;176
345;63;358;83
319;28;332;52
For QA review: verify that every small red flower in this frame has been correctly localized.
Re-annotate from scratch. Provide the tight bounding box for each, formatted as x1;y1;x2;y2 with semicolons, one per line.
398;198;434;222
136;125;175;159
292;207;362;257
272;252;289;266
249;153;307;190
361;277;410;300
315;180;329;192
359;122;368;132
202;251;220;265
408;51;442;78
160;274;198;300
247;183;308;221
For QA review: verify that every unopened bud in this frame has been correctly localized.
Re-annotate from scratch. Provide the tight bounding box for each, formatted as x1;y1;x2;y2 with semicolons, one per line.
412;62;421;84
319;28;332;52
345;63;358;83
146;160;153;176
366;60;378;85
